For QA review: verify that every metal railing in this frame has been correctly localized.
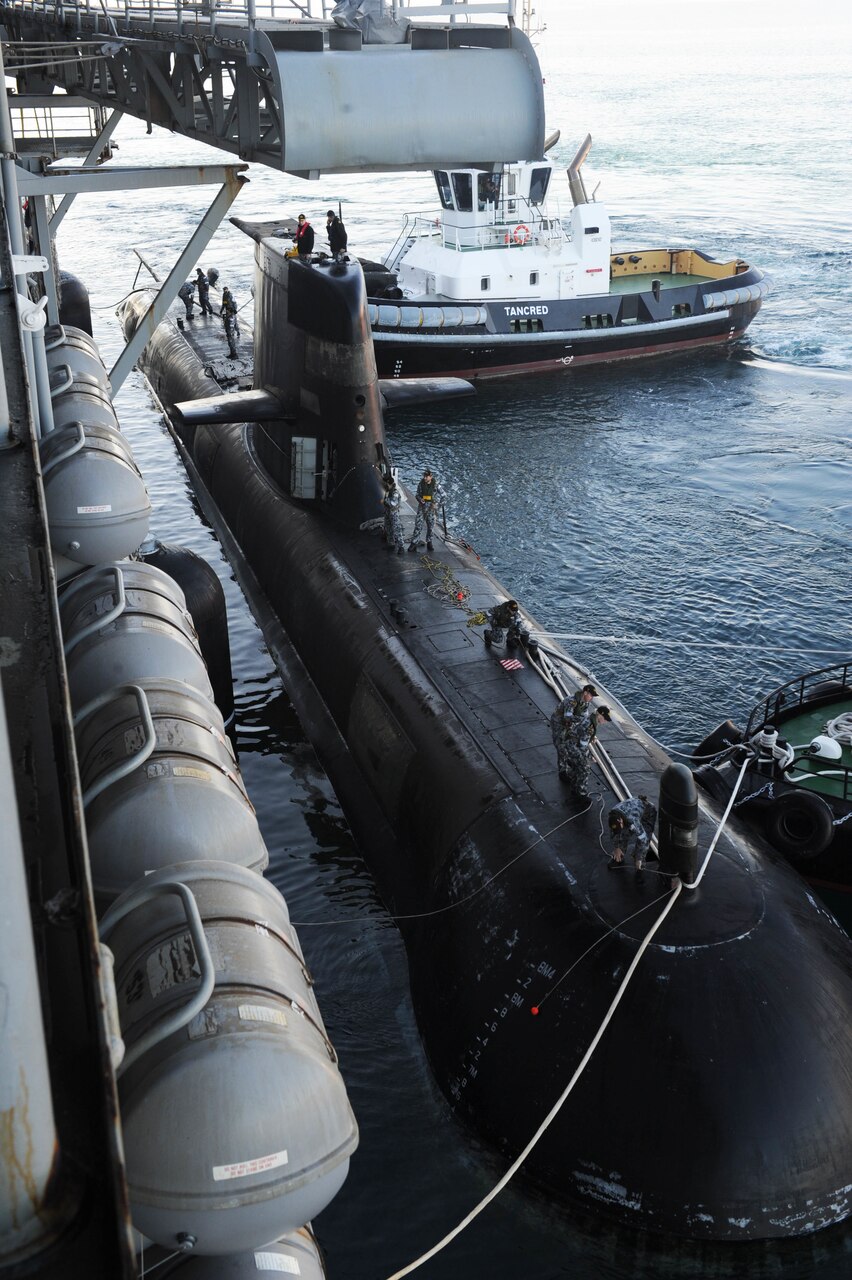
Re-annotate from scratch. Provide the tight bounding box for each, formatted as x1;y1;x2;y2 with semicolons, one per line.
745;662;852;739
386;206;567;266
0;0;515;33
8;96;115;159
744;663;852;803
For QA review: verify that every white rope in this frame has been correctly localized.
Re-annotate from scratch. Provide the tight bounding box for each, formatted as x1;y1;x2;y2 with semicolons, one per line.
384;879;684;1280
683;754;750;889
530;633;851;658
385;755;749;1279
827;712;852;746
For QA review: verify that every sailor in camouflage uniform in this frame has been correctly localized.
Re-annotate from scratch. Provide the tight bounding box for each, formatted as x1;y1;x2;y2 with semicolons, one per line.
382;474;405;554
408;468;445;552
607;794;658;872
549;684;611;801
484;599;528;647
177;279;195;320
195;267;214;316
220;287;240;358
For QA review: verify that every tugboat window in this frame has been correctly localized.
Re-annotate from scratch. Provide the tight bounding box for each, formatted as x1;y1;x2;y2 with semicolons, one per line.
433;170;454;210
530;271;539;285
481;278;490;291
478;173;501;210
529;168;551;205
452;173;473;212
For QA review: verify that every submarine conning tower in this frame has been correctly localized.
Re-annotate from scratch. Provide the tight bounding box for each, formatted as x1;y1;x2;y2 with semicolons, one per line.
251;244;387;529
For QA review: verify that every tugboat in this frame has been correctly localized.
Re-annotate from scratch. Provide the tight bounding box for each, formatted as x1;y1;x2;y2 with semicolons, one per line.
120;242;852;1242
360;134;770;379
693;662;852;889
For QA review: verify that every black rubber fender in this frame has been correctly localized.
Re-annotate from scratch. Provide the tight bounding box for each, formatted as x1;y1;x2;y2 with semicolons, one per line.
807;680;847;700
693;764;733;807
764;790;834;863
692;718;743;763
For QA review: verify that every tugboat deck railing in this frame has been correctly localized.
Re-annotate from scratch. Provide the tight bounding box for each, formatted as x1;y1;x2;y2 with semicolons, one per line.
389;207;570;261
745;661;852;740
746;665;852;805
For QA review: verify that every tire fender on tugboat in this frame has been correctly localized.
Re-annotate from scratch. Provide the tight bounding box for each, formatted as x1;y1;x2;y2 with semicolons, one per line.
692;718;743;762
764;790;834;863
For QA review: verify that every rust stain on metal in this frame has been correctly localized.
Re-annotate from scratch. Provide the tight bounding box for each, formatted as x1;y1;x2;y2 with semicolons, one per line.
0;1069;43;1227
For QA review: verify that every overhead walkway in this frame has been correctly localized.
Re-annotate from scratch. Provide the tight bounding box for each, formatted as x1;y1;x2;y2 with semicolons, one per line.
0;0;545;174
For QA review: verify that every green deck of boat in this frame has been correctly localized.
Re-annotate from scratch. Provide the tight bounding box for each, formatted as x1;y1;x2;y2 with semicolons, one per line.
781;698;852;801
609;272;715;294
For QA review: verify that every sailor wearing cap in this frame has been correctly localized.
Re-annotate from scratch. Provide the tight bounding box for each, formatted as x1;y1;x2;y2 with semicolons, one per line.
608;794;657;873
326;208;348;259
293;213;315;258
408;468;445;553
484;598;528;648
549;685;611;802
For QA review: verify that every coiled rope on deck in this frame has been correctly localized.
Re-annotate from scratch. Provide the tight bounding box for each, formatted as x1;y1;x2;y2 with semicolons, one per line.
420;553;488;625
383;757;751;1279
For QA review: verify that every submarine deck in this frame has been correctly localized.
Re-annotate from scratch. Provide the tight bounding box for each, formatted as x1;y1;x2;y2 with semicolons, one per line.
157;299;764;930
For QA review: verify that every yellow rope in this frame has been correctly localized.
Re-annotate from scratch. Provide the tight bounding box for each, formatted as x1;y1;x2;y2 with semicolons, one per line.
420;555;488;627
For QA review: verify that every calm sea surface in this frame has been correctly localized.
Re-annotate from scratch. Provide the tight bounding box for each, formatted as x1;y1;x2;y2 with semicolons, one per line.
55;1;852;1274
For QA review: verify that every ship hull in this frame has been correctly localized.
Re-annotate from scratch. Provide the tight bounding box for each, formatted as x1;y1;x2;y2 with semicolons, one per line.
368;266;766;379
123;269;852;1242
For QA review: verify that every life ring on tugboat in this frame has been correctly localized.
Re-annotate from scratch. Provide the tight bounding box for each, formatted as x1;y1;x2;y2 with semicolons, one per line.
513;224;531;245
763;790;834;863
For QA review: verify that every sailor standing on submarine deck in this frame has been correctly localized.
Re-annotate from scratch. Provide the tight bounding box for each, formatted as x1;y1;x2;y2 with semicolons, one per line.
550;684;611;802
195;267;214;316
382;474;405;554
220;287;240;359
408;468;445;552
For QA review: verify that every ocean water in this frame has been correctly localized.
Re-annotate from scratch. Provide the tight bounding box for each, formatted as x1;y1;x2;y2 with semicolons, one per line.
52;1;852;1275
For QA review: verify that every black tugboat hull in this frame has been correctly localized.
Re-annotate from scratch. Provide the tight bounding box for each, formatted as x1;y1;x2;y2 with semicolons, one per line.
368;266;766;379
122;260;852;1241
371;314;753;379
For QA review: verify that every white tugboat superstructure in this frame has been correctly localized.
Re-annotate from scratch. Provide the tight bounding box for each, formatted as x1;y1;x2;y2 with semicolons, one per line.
363;136;769;379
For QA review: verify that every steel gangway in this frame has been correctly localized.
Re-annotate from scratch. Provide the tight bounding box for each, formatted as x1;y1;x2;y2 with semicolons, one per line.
0;0;544;174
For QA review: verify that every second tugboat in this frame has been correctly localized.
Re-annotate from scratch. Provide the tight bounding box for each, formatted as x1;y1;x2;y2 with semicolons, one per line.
361;134;770;378
694;663;852;891
122;242;852;1243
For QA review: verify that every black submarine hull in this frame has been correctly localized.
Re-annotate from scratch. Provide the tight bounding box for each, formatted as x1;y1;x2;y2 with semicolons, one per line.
123;257;852;1241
